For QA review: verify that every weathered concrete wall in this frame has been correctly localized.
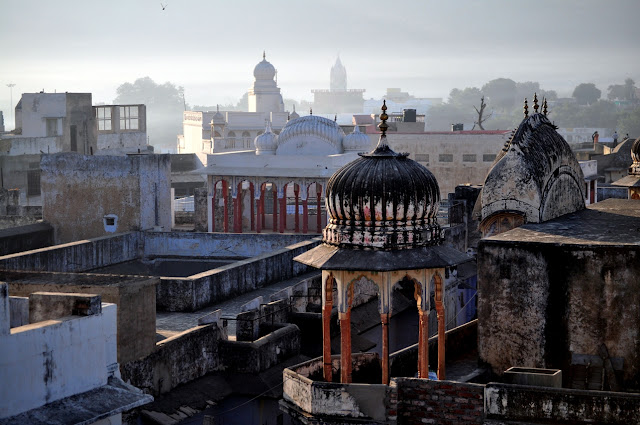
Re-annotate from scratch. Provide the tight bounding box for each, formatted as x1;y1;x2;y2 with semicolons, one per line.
220;323;300;374
0;289;117;418
41;153;171;244
478;241;640;388
390;319;478;378
0;189;20;216
29;292;102;323
8;296;28;328
0;154;43;205
121;323;224;396
598;185;628;201
384;132;509;197
143;231;315;259
193;187;208;232
395;378;485;425
0;222;53;255
0;232;140;273
4;270;156;364
485;383;640;424
0;215;41;230
156;238;320;311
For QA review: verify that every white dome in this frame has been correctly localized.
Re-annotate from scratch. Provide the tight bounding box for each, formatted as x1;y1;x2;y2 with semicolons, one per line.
276;115;345;155
254;121;277;155
253;52;276;81
343;125;370;152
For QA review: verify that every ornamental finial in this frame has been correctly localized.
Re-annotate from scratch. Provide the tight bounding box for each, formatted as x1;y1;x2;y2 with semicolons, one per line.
379;100;389;136
263;51;266;60
543;97;548;116
533;93;539;113
523;98;529;118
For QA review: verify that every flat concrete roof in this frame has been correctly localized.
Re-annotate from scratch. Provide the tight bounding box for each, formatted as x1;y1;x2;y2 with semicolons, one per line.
482;199;640;247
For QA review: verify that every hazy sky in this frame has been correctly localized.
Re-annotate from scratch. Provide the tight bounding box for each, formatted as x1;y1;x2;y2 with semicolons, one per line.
1;0;639;121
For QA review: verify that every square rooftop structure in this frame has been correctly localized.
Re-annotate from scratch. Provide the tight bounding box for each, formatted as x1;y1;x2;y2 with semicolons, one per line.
477;198;640;390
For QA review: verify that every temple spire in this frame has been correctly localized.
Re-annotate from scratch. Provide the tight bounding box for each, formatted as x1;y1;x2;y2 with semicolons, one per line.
542;98;548;116
533;93;539;113
523;98;529;118
263;50;266;60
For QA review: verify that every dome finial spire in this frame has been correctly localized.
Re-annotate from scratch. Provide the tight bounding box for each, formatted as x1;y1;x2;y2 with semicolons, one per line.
523;98;529;118
542;97;548;116
379;100;389;137
263;50;266;60
533;93;539;113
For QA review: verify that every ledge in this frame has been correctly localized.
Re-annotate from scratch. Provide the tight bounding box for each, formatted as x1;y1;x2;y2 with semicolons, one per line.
0;377;153;425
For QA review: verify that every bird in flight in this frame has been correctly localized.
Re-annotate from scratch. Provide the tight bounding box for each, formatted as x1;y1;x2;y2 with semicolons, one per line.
160;3;167;10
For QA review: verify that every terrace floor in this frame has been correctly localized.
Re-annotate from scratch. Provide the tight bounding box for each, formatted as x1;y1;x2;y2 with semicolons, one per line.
155;270;320;340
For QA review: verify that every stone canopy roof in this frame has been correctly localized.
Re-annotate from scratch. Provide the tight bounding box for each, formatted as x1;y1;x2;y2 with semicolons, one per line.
480;101;585;225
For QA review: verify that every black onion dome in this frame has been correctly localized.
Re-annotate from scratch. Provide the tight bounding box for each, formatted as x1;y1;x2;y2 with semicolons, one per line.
323;104;441;250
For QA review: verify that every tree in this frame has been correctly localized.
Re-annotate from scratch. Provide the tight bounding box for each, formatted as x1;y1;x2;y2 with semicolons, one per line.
448;87;483;107
608;78;636;101
114;77;186;151
572;83;601;105
617;106;640;137
472;96;491;130
482;78;517;110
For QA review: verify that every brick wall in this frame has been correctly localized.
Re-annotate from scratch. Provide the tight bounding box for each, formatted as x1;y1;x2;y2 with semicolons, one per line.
395;378;484;425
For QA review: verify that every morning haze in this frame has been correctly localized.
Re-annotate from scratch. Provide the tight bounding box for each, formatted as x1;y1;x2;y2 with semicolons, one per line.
1;0;639;117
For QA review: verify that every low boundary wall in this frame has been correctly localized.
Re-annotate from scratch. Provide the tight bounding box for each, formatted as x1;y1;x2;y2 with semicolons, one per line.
156;239;321;311
0;232;140;273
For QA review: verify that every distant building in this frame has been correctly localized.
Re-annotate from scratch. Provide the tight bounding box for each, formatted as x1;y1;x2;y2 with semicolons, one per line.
311;57;365;114
364;88;442;115
94;104;149;154
0;92;149;207
177;54;290;158
611;136;640;199
248;52;285;113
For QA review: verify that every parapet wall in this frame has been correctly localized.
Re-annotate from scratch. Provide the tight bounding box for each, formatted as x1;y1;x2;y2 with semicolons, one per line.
156;238;321;311
142;231;315;258
0;232;140;273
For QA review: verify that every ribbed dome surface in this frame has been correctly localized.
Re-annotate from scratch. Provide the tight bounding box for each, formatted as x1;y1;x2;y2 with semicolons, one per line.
323;143;442;250
277;115;345;155
343;125;371;152
254;121;277;155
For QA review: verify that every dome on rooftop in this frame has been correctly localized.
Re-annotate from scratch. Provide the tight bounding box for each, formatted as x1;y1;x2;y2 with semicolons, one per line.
323;101;442;250
254;52;276;81
254;121;277;155
276;115;345;155
212;106;225;124
343;124;371;152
